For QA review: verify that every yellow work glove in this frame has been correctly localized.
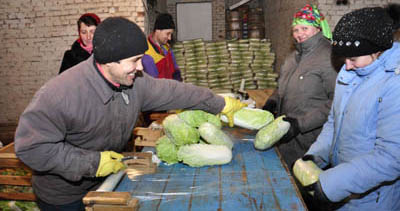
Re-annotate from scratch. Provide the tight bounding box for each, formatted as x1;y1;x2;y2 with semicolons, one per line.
221;97;247;127
169;109;184;114
96;151;126;177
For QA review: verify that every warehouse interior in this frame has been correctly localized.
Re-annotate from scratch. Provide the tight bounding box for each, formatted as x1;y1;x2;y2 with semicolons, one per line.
0;0;399;208
0;0;394;127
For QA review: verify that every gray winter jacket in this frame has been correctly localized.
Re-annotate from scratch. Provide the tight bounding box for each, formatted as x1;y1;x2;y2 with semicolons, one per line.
269;32;337;166
14;55;225;205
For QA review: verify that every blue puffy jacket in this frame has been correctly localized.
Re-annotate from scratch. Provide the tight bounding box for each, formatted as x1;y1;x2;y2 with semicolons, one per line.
307;42;400;210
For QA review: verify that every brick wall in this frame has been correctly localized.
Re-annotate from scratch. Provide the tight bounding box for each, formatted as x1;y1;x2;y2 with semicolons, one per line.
263;0;395;73
0;0;146;124
0;0;397;124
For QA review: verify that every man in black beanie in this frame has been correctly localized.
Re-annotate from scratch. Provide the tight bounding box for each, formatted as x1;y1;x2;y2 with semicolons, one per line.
142;13;182;81
14;17;246;210
293;4;400;211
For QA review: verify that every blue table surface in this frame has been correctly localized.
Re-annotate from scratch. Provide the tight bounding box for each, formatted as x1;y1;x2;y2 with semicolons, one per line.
115;127;306;211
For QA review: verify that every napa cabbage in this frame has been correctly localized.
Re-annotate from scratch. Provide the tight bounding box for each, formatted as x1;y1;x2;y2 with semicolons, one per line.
177;144;232;167
293;159;323;186
220;107;274;130
155;135;179;165
254;116;290;150
198;122;233;149
162;114;200;146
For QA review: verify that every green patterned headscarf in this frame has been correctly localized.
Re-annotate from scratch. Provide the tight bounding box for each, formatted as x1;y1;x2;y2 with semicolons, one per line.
292;4;332;40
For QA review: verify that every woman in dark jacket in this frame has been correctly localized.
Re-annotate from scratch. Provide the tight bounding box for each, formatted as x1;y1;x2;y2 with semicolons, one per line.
264;5;337;167
263;5;338;211
59;13;101;74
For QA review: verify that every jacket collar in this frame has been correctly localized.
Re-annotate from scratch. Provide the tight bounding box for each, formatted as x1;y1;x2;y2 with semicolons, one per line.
85;55;119;104
337;42;400;85
294;32;324;61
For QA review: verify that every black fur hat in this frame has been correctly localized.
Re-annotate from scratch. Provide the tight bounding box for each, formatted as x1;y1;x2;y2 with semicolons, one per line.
332;4;400;57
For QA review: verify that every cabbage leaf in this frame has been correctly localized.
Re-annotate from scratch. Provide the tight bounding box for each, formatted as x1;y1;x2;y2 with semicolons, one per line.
155;135;179;164
162;114;200;146
178;110;221;128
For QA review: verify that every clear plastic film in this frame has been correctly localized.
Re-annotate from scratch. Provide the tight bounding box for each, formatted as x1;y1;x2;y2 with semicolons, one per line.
113;128;306;210
293;158;323;187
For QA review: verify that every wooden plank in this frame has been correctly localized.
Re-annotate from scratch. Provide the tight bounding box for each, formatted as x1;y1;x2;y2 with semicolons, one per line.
0;175;31;186
83;192;131;205
229;0;251;10
0;192;36;201
220;138;272;210
0;142;16;154
239;141;288;210
89;198;139;211
0;159;29;168
153;163;196;210
188;165;222;210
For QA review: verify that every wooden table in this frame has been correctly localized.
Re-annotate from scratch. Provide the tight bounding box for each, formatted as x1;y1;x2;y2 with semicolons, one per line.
247;89;275;108
113;127;306;211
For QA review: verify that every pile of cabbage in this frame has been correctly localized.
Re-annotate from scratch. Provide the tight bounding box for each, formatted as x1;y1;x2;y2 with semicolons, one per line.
156;110;233;167
220;107;290;150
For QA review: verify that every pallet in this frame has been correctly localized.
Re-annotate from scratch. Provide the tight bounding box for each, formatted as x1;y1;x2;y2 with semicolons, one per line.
0;142;35;201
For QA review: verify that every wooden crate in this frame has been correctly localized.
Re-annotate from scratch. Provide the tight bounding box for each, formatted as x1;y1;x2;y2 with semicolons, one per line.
133;127;163;148
0;143;35;201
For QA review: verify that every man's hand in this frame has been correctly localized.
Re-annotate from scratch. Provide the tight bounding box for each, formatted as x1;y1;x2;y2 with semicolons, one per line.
96;151;126;177
221;97;247;127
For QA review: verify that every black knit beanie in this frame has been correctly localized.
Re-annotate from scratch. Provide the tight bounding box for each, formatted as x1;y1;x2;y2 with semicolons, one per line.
332;7;395;57
154;13;175;30
93;17;148;64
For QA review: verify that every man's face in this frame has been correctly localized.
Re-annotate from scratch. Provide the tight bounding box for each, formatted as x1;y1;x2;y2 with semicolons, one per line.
79;22;96;48
154;29;174;45
103;54;144;86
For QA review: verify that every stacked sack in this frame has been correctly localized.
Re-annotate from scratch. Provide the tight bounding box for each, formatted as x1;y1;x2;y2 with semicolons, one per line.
173;38;277;91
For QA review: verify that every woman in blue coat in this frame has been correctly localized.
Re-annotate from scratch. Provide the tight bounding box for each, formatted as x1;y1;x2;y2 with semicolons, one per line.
293;4;400;210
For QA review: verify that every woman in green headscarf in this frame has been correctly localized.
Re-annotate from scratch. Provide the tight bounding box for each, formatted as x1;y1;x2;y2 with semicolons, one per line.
262;4;338;210
262;2;337;196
